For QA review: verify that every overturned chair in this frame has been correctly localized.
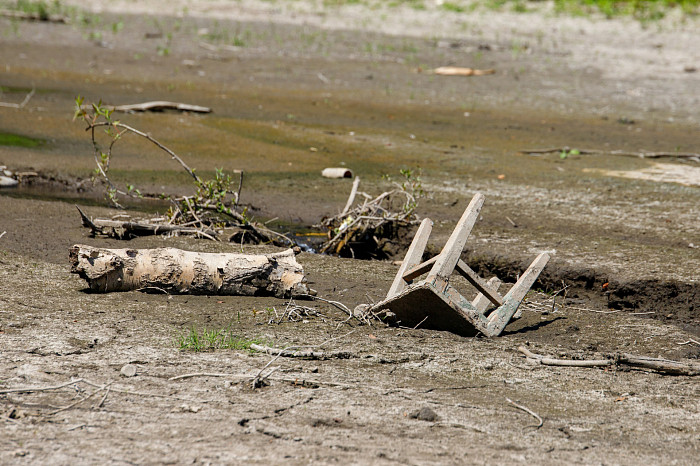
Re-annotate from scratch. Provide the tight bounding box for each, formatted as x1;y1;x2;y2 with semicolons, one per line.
370;193;549;337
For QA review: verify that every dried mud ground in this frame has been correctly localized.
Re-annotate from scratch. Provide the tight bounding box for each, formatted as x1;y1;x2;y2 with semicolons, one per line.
1;1;700;464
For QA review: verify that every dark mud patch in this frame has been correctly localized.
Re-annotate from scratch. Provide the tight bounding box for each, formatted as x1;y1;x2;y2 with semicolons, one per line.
467;251;700;337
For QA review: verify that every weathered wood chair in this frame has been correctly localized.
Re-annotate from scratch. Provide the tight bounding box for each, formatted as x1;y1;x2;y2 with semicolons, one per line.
371;193;549;337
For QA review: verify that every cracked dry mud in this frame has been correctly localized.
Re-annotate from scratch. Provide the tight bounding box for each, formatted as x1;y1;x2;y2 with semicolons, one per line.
1;1;699;464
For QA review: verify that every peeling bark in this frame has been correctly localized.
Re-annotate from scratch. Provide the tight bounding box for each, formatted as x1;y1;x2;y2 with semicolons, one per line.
70;245;310;298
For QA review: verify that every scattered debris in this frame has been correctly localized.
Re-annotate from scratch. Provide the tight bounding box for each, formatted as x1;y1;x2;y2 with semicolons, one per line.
317;170;424;259
321;167;354;179
370;193;549;337
74;100;290;246
69;244;310;298
519;346;700;376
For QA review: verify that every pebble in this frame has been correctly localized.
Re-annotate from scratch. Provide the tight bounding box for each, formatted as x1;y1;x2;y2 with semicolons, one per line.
120;364;137;377
410;407;439;422
0;175;18;188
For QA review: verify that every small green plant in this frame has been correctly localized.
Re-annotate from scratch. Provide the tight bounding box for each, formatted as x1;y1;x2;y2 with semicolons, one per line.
441;1;466;12
176;326;269;352
111;20;124;34
384;167;426;216
559;148;580;160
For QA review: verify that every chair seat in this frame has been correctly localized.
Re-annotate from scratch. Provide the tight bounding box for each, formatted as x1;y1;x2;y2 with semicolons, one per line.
373;281;486;337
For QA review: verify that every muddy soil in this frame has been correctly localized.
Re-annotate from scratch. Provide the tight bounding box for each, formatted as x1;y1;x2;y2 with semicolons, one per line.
1;1;699;464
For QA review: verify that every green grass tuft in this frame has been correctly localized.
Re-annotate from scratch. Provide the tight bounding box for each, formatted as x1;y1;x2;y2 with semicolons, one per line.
176;326;270;352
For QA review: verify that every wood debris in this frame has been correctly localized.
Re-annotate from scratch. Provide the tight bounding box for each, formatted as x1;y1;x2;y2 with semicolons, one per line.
70;244;310;298
317;172;424;259
431;66;495;76
81;101;212;114
519;346;700;376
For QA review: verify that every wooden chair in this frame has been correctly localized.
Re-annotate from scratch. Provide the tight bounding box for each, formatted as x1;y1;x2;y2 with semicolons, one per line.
371;193;549;337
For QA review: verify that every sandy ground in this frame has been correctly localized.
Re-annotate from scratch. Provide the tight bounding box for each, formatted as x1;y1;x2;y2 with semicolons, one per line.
1;1;699;464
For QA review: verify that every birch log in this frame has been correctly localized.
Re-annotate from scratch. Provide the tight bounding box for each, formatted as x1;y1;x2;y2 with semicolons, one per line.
70;245;310;298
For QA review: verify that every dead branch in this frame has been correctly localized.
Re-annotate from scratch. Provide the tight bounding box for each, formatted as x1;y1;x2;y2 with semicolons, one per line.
167;372;351;387
88;121;201;184
82;101;212;114
505;397;543;429
341;176;361;215
296;295;353;317
0;9;68;23
617;354;700;376
0;88;35;109
77;206;218;240
48;383;113;416
519;346;700;376
249;344;355;360
520;147;700;161
519;346;612;367
80;379;196;400
269;298;328;324
0;379;84;394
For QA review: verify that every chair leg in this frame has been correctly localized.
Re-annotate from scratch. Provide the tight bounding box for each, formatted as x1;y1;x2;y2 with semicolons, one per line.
386;218;433;299
427;193;485;285
486;253;550;336
472;277;502;314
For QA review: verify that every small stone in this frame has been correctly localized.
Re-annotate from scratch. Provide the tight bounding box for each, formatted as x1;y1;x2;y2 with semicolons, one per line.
120;364;137;377
178;404;200;413
409;407;439;422
0;176;18;188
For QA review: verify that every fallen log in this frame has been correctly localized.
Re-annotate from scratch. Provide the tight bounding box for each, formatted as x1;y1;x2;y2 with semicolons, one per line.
70;244;310;298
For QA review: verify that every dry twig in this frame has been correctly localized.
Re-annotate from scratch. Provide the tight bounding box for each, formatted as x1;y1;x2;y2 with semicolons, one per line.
0;88;35;109
505;397;543;429
521;147;699;161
